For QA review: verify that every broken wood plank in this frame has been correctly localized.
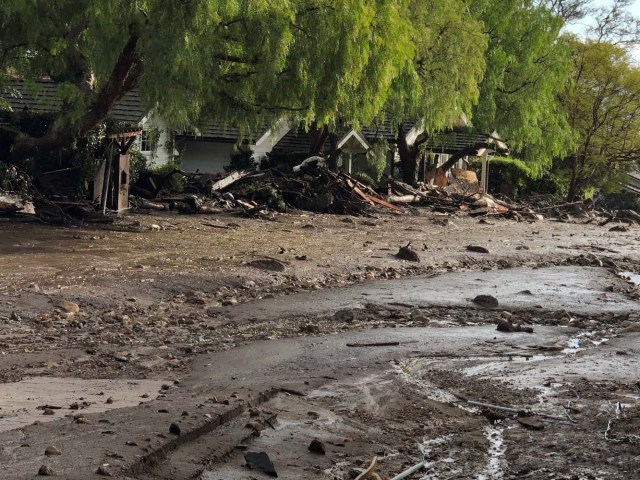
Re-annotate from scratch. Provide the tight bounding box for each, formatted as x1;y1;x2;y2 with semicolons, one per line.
210;170;252;192
364;193;404;212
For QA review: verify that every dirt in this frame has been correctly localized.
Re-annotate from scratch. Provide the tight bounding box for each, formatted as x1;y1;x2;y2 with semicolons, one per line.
1;209;640;479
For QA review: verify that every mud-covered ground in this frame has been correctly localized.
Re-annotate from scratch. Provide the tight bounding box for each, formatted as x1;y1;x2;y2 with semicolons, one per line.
1;209;639;479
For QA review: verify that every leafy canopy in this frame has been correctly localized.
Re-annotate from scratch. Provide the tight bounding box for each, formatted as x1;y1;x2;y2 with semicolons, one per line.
0;0;414;152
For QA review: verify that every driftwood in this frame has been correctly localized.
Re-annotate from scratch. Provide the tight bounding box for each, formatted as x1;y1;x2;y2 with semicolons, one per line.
346;342;401;348
354;457;381;480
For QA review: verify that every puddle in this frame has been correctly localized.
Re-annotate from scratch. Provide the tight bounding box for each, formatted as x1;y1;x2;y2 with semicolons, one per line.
619;271;640;287
0;376;165;432
562;337;582;354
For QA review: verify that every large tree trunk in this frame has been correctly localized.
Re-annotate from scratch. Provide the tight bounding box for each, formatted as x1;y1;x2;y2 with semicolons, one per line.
327;132;339;172
567;157;580;202
396;123;420;184
10;31;142;163
309;125;330;156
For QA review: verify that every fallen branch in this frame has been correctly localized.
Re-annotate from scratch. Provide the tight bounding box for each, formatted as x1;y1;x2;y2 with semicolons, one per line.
346;342;401;348
354;456;381;480
390;462;427;480
461;399;575;423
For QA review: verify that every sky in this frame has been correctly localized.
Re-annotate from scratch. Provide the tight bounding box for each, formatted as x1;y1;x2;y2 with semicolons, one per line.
565;0;640;59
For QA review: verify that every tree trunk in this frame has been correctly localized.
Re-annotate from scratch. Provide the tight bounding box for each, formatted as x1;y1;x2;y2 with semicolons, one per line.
567;160;579;202
327;132;339;172
309;125;330;156
10;30;142;163
396;123;419;184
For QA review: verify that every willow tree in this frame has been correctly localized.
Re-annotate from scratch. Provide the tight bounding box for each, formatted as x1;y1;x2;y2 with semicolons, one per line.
0;0;412;164
384;0;487;184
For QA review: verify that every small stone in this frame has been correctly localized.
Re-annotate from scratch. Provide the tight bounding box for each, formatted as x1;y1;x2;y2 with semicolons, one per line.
43;409;55;416
473;295;499;308
333;309;355;323
44;446;62;456
169;422;181;436
60;301;80;314
395;243;420;262
517;415;544;430
308;439;326;455
96;466;112;476
38;465;54;476
160;384;171;391
245;420;266;432
105;397;114;404
466;245;490;253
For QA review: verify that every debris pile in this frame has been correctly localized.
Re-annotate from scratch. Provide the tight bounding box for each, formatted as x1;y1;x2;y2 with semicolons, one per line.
131;162;401;216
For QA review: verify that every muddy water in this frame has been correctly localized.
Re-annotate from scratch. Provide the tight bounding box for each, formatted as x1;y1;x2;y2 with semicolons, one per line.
221;266;638;320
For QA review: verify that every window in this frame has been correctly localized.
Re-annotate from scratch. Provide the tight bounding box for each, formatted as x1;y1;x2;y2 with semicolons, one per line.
140;130;157;152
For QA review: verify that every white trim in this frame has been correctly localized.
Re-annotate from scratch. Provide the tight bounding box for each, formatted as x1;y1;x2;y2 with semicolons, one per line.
337;129;371;150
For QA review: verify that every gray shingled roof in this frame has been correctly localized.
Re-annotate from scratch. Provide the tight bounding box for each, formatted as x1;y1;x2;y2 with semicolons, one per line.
1;79;146;124
273;122;494;155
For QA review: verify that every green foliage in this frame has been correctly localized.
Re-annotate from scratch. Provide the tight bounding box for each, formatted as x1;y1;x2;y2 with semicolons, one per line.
385;0;487;131
364;140;389;183
149;161;185;192
557;39;640;200
0;0;417;157
128;148;148;184
470;0;573;176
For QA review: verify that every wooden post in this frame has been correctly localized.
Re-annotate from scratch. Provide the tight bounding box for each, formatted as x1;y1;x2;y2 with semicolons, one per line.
480;151;489;193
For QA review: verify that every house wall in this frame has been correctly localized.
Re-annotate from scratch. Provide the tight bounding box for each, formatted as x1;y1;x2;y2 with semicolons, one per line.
178;139;236;173
136;114;174;167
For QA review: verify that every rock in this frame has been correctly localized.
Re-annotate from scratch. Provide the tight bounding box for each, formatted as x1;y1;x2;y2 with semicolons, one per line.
246;420;266;432
395;243;420;262
517;415;544;430
299;324;321;334
621;324;640;333
244;451;278;477
44;446;62;456
333;309;355;323
473;295;499;308
105;397;114;404
95;466;112;476
308;439;326;455
466;245;490;253
43;409;55;416
59;301;80;314
222;297;239;306
609;225;629;232
169;422;181;436
497;318;534;334
410;309;426;322
38;465;54;476
497;318;514;332
248;258;287;272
